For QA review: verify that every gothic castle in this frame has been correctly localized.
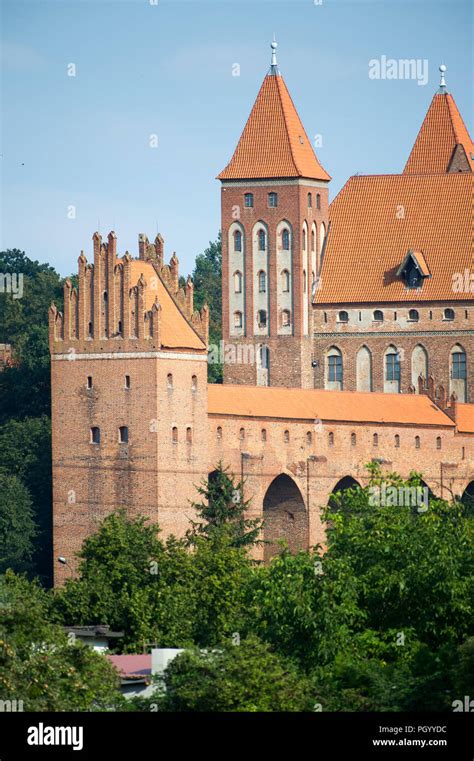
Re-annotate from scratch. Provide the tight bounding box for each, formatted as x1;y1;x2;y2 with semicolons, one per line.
50;48;474;584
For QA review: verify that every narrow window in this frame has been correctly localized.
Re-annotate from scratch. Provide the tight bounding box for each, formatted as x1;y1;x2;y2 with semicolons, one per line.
451;350;466;379
261;428;267;442
234;311;243;329
258;229;266;250
186;427;192;444
328;432;334;447
172;426;178;444
268;192;278;208
234;230;242;252
282;229;290;250
87;376;93;389
328;352;343;382
386;352;400;381
302;228;307;250
234;271;242;293
258;271;266;293
282;269;290;292
415;436;421;449
351;432;356;446
244;193;253;208
257;310;267;328
316;193;321;210
436;436;441;450
395;434;400;448
191;374;197;391
216;426;222;440
311;230;315;251
239;428;245;441
119;426;128;444
167;373;173;389
307;192;312;207
284;430;289;443
88;322;93;338
118;320;123;335
306;431;312;445
90;426;100;444
373;433;378;447
125;375;131;389
282;309;291;327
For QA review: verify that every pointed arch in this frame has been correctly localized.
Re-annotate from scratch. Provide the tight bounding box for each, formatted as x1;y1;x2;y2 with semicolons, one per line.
449;343;467;402
356;345;372;392
325;346;343;390
263;474;307;561
384;345;401;393
411;344;428;391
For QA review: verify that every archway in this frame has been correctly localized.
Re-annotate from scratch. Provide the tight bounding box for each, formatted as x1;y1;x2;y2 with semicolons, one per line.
461;481;474;515
263;474;307;562
328;476;361;515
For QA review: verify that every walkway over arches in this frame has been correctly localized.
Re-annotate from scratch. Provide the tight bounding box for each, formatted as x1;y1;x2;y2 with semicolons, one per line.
263;474;307;562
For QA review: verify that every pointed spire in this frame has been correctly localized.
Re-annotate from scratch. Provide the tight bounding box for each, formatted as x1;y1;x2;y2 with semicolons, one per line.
438;64;447;93
269;35;279;76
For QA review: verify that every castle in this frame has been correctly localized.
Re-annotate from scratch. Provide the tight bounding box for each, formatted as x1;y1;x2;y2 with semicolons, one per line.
50;46;474;585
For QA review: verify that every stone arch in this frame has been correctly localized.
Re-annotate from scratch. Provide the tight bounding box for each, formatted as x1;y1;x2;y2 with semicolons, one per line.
263;474;307;561
356;345;372;392
327;476;361;519
411;344;428;390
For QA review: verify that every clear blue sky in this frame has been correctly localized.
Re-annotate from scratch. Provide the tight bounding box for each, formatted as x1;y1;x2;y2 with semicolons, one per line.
1;0;472;277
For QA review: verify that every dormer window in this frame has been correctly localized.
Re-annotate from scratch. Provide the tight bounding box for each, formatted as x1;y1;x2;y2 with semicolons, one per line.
397;249;430;289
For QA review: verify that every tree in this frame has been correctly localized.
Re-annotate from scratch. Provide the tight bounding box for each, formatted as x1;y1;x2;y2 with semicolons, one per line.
191;235;222;383
0;470;37;574
187;462;262;549
141;636;313;712
0;572;125;711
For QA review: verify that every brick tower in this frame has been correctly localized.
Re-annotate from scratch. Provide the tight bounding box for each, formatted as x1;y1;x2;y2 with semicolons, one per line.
218;40;331;388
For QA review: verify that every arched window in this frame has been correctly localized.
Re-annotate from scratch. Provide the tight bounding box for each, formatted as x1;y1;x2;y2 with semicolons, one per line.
234;230;242;252
302;228;307;250
234;270;242;293
373;433;378;447
258;229;266;251
306;431;312;445
258;271;266;293
282;309;291;327
351;432;356;446
167;373;173;389
88;322;93;338
282;269;290;292
451;347;466;379
216;426;222;440
87;376;93;389
356;346;372;392
394;434;400;448
444;308;455;321
244;192;253;208
234;311;243;328
191;374;197;391
284;430;290;443
186;427;192;444
408;309;419;321
119;426;128;444
338;310;349;323
118;320;122;335
261;428;267;442
90;426;100;444
328;431;334;447
257;310;267;328
172;426;178;444
303;270;307;293
282;228;290;250
268;192;278;208
415;436;421;449
316;193;321;210
385;348;400;386
239;427;245;441
259;344;270;369
307;192;312;207
311;229;315;251
327;347;343;388
411;345;428;390
436;436;442;449
125;375;131;390
373;310;384;322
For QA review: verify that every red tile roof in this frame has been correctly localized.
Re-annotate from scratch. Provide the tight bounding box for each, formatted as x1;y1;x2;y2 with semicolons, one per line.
456;404;474;434
316;172;472;303
108;654;151;680
404;93;474;174
217;74;330;181
208;384;455;427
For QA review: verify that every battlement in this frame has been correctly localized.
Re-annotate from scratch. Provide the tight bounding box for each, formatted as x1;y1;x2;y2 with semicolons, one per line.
49;232;208;355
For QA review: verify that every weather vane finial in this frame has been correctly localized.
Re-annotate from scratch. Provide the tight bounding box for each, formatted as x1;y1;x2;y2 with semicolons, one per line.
270;35;279;75
438;64;447;93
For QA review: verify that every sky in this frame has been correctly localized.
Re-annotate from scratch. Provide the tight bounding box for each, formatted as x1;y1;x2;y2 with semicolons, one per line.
1;0;472;277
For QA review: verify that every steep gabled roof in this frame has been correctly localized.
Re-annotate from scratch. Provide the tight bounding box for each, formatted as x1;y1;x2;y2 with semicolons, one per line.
404;93;474;174
315;173;472;304
217;73;330;181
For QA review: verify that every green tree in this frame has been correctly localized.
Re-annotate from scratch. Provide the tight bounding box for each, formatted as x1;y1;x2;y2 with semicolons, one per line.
0;572;125;711
0;471;37;574
142;636;313;712
191;235;222;383
187;462;262;548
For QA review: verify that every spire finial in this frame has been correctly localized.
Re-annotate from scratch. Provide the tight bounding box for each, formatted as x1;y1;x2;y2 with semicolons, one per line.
438;64;447;93
270;35;279;75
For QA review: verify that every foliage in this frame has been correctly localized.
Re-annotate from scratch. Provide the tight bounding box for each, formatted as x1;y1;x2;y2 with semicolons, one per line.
0;571;125;711
191;235;222;383
0;470;37;574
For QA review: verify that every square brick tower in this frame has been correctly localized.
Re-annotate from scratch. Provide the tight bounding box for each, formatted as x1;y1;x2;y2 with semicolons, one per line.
218;41;331;388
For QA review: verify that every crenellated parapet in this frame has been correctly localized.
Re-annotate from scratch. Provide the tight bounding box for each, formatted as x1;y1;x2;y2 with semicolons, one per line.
49;231;207;355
